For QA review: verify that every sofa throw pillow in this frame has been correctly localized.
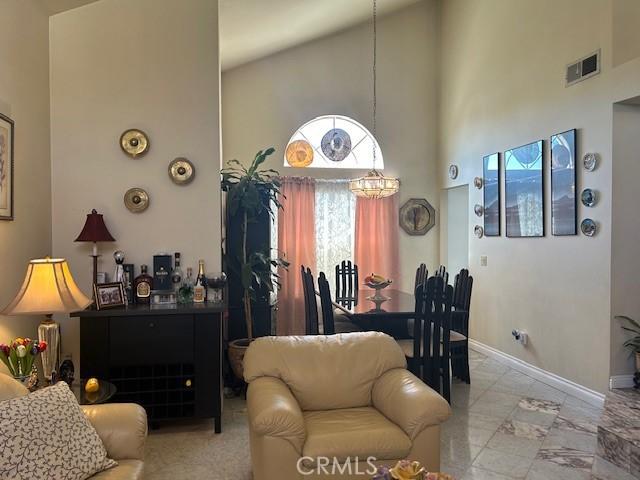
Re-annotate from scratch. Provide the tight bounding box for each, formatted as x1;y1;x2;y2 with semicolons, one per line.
0;381;117;480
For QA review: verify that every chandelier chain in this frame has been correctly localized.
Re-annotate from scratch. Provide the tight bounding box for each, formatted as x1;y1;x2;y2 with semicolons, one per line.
372;0;377;167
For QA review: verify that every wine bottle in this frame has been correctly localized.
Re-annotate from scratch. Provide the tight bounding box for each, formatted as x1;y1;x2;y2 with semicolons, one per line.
193;260;207;303
170;252;183;292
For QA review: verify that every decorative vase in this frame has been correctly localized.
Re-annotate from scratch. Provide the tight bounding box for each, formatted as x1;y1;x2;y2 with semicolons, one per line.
228;338;252;381
13;365;39;392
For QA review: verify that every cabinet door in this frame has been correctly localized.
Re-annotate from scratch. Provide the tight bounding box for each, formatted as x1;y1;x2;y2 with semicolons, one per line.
110;315;194;365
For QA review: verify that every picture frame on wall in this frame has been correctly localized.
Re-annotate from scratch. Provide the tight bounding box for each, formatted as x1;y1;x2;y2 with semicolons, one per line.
504;140;544;237
550;129;577;236
483;152;501;236
0;113;14;221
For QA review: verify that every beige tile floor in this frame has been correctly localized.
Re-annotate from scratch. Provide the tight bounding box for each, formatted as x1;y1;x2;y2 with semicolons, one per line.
142;349;619;479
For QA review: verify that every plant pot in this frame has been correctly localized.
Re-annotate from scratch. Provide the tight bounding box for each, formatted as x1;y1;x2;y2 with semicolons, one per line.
228;338;252;381
635;352;640;372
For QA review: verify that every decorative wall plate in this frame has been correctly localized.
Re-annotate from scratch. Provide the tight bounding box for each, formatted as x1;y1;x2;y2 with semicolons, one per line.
448;164;459;180
321;129;352;162
124;187;150;213
581;218;597;236
581;188;597;207
474;225;484;238
285;140;314;167
583;153;598;171
120;129;149;158
399;198;436;236
168;157;195;185
474;204;484;217
474;177;483;189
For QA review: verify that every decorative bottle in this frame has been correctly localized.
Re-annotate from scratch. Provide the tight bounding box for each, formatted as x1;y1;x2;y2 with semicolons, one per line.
171;252;183;292
178;267;194;304
193;260;207;303
134;265;153;305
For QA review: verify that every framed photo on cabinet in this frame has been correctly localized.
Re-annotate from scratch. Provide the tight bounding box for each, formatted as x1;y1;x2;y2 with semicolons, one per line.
0;113;14;220
483;152;500;236
550;129;577;236
504;140;544;237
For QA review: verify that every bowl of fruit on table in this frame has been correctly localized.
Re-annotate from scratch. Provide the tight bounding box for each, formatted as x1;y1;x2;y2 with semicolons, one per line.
364;274;393;300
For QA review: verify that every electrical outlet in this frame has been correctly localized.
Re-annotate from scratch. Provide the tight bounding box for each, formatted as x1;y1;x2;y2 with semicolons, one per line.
480;255;488;266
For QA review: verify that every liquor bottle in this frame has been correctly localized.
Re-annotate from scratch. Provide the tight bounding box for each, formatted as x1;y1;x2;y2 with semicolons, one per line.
170;252;183;291
134;265;153;304
177;267;194;304
193;260;207;303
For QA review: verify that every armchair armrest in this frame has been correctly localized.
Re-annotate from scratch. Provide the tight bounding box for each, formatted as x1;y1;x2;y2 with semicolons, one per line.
247;376;306;453
82;403;147;461
372;368;451;440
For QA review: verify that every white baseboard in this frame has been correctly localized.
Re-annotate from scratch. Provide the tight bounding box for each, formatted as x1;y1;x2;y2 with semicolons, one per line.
469;339;605;408
609;375;635;389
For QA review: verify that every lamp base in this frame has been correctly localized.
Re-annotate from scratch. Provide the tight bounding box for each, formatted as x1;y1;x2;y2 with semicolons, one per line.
38;315;60;384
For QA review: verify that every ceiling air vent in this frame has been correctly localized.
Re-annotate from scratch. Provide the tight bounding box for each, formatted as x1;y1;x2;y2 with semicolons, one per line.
566;50;600;87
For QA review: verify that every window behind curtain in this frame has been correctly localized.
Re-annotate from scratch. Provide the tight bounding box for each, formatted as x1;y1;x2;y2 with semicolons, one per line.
314;180;355;294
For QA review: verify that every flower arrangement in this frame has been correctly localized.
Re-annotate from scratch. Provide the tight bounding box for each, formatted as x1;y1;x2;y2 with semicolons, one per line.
373;461;454;480
0;338;47;378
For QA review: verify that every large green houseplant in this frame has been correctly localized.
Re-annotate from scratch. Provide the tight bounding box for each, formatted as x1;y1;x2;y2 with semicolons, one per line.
616;315;640;371
222;148;288;379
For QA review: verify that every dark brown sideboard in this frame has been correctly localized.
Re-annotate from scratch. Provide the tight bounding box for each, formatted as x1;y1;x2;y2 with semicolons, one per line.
72;303;224;433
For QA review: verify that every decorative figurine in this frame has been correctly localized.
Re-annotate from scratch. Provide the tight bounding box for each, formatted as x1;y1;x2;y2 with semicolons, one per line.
113;250;125;285
59;357;75;387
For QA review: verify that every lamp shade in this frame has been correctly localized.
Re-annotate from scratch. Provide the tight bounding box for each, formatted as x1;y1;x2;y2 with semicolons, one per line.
349;170;400;199
1;258;92;315
75;209;115;242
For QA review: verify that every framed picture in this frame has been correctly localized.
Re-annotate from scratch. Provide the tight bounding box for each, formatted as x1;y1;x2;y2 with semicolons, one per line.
504;140;544;237
0;113;14;220
94;282;126;310
551;129;577;235
483;153;500;236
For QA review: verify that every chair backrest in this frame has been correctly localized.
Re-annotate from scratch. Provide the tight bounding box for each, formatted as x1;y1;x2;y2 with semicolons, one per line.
318;272;336;335
414;263;428;291
453;268;473;311
435;265;449;285
335;260;359;299
243;332;406;411
301;266;320;335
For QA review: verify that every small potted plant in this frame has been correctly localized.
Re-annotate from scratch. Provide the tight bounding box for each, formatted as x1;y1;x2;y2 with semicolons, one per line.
0;338;47;391
221;148;288;380
616;315;640;371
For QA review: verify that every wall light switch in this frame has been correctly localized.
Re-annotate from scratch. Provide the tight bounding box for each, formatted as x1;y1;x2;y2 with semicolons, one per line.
480;255;488;266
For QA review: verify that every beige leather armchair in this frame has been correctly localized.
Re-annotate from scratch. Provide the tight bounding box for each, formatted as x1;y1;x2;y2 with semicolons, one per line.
244;332;451;479
0;373;147;480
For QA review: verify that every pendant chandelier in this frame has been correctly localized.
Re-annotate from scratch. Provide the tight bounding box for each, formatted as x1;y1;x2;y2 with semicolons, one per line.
349;0;399;199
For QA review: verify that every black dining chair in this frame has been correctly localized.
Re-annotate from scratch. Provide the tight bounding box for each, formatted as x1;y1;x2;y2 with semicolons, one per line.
435;265;449;286
319;272;362;335
301;266;320;335
415;263;428;291
450;269;473;383
335;260;359;300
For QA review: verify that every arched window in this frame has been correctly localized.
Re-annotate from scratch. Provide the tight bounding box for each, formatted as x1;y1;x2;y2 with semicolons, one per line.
284;115;383;169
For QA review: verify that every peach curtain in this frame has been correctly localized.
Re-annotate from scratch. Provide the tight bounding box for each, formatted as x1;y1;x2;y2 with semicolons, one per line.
354;196;400;283
277;177;316;335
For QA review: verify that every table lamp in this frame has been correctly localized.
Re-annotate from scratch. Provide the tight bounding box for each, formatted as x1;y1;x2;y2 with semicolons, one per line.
75;209;115;285
1;258;92;382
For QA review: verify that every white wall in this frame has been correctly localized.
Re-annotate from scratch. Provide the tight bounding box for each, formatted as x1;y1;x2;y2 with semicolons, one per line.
50;0;221;363
439;0;614;392
0;0;51;350
446;185;469;277
222;1;440;292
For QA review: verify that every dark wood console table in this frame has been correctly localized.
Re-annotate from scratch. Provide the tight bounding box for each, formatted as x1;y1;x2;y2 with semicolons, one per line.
72;303;224;432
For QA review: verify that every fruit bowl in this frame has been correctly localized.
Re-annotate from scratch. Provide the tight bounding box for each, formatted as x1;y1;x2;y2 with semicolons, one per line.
364;274;392;301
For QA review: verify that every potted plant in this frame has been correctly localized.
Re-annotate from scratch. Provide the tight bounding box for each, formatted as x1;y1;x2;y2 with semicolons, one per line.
616;315;640;371
221;148;288;380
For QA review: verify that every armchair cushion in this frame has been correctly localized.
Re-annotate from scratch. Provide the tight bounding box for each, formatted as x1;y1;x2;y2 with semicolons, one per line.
302;407;411;464
372;368;451;440
0;382;116;480
247;376;306;453
81;403;147;461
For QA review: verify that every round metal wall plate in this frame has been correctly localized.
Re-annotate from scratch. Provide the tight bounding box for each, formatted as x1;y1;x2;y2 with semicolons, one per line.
124;187;150;213
120;129;149;158
581;188;597;207
448;164;459;180
321;129;352;162
285;139;314;167
168;157;195;185
474;225;484;238
583;153;598;171
474;177;483;189
581;218;597;236
474;204;484;217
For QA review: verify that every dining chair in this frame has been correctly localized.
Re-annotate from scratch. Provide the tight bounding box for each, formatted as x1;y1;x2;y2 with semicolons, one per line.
318;272;361;335
450;269;473;383
300;266;320;335
395;276;456;403
335;260;359;300
435;265;449;286
415;263;428;291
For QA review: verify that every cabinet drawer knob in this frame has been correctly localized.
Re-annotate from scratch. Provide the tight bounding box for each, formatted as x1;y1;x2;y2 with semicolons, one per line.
148;322;155;328
185;379;192;388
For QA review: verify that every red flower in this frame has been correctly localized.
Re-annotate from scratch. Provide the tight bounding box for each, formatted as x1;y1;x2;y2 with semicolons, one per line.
38;341;47;353
0;344;9;356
